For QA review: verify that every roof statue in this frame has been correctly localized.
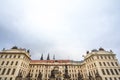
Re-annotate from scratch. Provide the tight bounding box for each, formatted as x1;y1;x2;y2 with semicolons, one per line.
11;46;18;49
99;47;104;51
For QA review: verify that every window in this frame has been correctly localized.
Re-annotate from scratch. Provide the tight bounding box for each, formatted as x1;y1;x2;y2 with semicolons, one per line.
15;61;18;65
118;69;120;72
104;56;107;59
97;56;99;59
109;77;112;80
105;77;107;80
9;55;12;58
110;69;114;75
103;62;106;66
18;55;20;58
111;62;114;66
114;69;119;75
10;77;12;80
11;61;14;65
5;55;7;58
11;69;16;75
94;63;96;67
107;62;110;66
115;62;118;66
1;55;3;58
2;68;6;75
106;69;110;75
101;56;103;59
5;77;7;80
108;56;111;59
6;61;9;65
99;62;102;66
6;69;11;75
1;61;4;65
114;77;117;80
101;69;106;75
14;55;16;58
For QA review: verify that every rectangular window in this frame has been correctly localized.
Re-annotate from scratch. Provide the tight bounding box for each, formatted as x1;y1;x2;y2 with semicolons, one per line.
114;77;117;80
9;55;12;58
14;55;16;58
111;62;114;66
115;62;118;66
5;55;7;58
1;55;3;58
11;61;13;65
6;61;9;65
103;62;106;66
5;77;7;80
106;69;110;75
101;69;105;75
110;69;114;75
105;77;107;80
107;62;110;66
10;77;12;80
99;62;102;66
108;56;111;59
1;61;4;65
6;69;11;75
11;69;16;75
114;69;119;75
2;68;6;75
109;77;112;80
15;61;18;65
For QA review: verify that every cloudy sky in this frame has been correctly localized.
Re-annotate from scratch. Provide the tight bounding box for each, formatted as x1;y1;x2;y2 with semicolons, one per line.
0;0;120;61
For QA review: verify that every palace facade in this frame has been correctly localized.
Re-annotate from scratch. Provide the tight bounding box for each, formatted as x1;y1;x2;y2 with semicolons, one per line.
0;46;120;80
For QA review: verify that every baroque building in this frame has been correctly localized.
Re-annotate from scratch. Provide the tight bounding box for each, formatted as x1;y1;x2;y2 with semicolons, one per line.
0;46;120;80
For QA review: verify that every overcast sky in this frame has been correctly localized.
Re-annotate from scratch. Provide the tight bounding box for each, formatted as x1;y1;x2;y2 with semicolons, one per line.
0;0;120;61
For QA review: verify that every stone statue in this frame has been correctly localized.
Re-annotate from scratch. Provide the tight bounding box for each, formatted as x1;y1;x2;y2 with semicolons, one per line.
27;49;30;53
50;69;55;78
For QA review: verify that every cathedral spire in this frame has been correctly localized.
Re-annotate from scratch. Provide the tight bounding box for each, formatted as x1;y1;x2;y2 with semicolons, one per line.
53;54;55;60
40;54;43;60
47;53;50;60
